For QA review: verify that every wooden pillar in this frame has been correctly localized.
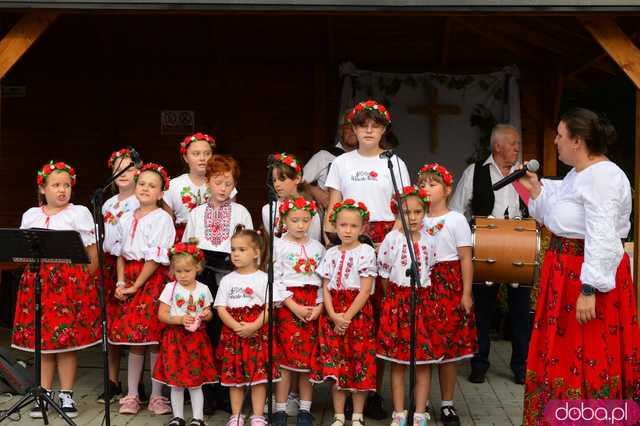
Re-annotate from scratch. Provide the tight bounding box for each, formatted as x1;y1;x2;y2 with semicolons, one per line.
0;12;59;80
542;70;563;176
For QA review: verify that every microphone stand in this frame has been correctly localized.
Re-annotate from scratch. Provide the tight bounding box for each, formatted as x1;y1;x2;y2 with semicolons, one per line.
385;155;420;422
265;158;278;422
89;160;136;426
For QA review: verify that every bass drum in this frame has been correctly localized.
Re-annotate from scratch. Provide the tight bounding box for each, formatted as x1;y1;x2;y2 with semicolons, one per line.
472;217;540;287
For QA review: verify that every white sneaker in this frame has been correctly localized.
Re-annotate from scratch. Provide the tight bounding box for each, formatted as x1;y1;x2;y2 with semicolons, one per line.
58;391;79;419
286;393;299;416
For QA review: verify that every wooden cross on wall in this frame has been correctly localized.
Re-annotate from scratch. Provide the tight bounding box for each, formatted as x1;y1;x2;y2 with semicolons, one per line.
408;86;462;153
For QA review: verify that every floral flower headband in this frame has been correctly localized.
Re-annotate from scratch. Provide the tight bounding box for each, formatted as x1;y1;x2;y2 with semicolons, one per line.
390;185;431;215
180;132;216;155
279;196;318;218
107;148;132;169
329;198;370;224
136;163;170;191
37;161;77;187
273;152;302;176
418;163;454;186
168;242;205;262
347;100;391;125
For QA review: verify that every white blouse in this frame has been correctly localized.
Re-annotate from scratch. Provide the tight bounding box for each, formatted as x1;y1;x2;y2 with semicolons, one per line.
316;244;377;293
183;201;253;253
528;161;631;292
214;270;284;309
102;194;139;255
20;204;96;247
377;230;431;287
422;211;473;263
164;173;238;225
261;202;322;241
113;208;176;265
274;236;326;303
158;281;214;317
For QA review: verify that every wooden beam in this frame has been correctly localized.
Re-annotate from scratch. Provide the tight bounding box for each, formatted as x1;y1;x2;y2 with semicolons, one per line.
579;17;640;90
566;30;640;80
631;90;640;307
0;12;59;80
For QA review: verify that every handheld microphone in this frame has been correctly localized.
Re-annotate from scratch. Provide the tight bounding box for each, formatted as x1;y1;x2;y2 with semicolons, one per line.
126;146;143;168
492;159;540;191
379;149;395;159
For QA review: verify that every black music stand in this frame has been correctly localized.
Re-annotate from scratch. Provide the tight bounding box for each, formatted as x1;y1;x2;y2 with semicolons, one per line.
0;228;89;426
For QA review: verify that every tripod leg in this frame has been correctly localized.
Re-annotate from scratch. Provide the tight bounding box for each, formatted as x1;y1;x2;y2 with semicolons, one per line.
40;395;49;425
0;392;36;422
41;392;76;426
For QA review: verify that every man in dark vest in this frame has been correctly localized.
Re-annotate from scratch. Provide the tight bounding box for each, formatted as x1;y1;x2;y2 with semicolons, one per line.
450;124;531;385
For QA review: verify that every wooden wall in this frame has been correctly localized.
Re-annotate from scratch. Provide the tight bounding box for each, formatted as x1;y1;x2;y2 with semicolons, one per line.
0;13;549;225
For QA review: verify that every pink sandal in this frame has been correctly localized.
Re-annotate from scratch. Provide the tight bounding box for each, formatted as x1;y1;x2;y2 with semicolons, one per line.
226;415;245;426
148;395;172;415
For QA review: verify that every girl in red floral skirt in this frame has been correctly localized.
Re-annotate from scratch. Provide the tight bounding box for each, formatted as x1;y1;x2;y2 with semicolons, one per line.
13;161;100;419
214;227;282;426
272;196;325;426
99;148;141;403
154;241;218;426
310;200;377;426
418;164;476;426
109;163;176;416
376;185;433;426
324;101;411;417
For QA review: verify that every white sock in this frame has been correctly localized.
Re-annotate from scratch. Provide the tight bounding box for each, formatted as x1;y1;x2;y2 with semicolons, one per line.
171;387;185;419
149;352;163;397
441;400;454;407
393;411;407;418
127;352;144;397
299;400;311;412
189;387;204;420
276;402;287;413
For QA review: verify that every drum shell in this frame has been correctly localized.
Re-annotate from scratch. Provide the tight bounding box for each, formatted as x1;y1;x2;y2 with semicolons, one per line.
472;217;540;286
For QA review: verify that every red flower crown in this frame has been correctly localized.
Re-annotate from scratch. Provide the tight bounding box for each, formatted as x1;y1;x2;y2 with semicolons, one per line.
273;152;302;176
347;100;391;125
168;242;205;262
390;185;431;215
107;148;132;169
279;196;318;218
136;163;170;191
180;132;216;155
329;198;370;224
418;163;454;186
37;161;77;187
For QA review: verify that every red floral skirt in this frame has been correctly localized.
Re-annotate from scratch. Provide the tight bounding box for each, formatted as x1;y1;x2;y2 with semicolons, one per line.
276;285;319;372
377;282;436;364
12;263;102;353
108;260;167;345
153;325;218;388
425;260;477;363
523;236;640;426
175;223;186;244
102;254;123;320
310;289;376;391
364;220;394;314
216;305;280;387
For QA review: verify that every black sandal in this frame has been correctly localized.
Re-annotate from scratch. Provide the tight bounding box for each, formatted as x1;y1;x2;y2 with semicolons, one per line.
167;417;186;426
189;419;206;426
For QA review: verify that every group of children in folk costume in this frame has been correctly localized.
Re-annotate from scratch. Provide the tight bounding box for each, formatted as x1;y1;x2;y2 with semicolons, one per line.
11;99;477;426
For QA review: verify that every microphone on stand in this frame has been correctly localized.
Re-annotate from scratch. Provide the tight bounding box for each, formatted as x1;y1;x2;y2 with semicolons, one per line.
492;159;540;191
126;146;143;168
